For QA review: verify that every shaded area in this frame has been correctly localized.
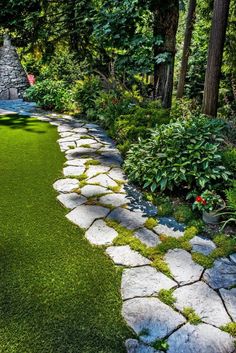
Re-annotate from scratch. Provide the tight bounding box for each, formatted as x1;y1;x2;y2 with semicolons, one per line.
0;115;129;353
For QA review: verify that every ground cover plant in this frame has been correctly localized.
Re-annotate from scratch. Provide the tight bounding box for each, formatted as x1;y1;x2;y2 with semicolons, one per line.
0;115;130;353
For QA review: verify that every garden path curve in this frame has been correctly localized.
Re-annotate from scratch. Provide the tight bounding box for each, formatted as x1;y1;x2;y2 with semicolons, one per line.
0;99;235;353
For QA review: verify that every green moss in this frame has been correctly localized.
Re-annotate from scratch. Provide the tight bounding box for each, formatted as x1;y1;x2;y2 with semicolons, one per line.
79;144;91;148
144;217;158;230
79;180;87;188
152;339;169;352
108;185;122;193
152;256;172;277
183;307;202;325
158;289;176;307
183;226;198;240
77;173;87;181
156;235;192;254
187;219;205;233
191;252;214;268
80;135;91;139
85;159;101;166
220;323;236;337
173;204;194;223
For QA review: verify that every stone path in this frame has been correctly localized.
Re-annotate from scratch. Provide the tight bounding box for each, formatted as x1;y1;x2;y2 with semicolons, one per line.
0;100;235;353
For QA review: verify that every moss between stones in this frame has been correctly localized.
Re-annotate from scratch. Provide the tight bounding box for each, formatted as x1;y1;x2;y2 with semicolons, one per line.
144;217;158;230
158;289;176;307
79;144;91;148
151;256;172;277
182;307;202;325
220;323;236;337
80;135;92;139
85;160;101;166
77;173;88;181
152;339;169;352
192;234;236;268
108;185;122;193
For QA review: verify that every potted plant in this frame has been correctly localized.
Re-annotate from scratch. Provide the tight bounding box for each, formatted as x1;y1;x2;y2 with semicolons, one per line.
192;190;225;225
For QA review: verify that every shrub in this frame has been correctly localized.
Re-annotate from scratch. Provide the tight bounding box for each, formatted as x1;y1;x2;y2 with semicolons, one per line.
173;204;194;223
25;79;75;112
74;76;102;115
124;114;230;193
222;148;236;177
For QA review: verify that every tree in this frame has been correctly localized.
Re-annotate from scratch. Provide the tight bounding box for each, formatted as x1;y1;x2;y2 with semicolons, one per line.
202;0;230;116
177;0;196;98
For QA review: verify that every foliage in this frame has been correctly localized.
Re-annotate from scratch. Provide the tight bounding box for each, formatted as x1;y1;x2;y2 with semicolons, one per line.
222;148;236;178
25;79;75;112
182;307;202;325
152;339;169;352
193;191;224;213
124;115;230;193
144;217;158;230
173;204;194;223
219;181;236;229
74;76;102;114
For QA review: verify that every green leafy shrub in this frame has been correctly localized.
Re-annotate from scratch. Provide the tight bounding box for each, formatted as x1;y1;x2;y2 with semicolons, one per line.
222;148;236;177
74;76;102;115
124;115;230;193
25;79;75;112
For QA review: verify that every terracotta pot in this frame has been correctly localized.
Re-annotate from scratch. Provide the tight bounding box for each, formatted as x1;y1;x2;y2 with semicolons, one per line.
202;211;220;225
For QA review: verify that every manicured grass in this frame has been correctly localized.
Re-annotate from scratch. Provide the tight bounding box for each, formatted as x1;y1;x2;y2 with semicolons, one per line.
0;115;130;353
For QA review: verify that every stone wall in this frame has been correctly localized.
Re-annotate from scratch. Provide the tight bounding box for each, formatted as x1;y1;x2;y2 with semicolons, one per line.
0;35;29;100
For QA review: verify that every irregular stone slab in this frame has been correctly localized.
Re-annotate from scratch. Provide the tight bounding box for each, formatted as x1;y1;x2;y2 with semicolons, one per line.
58;135;80;143
134;228;161;247
59;141;76;151
80;185;109;198
124;185;158;217
58;125;73;133
53;178;79;193
106;245;150;266
122;298;185;344
99;193;130;207
174;281;231;327
65;159;89;167
121;266;176;300
203;257;236;289
190;236;216;255
158;217;185;232
72;127;88;133
97;154;122;167
220;288;236;321
76;138;98;146
167;323;235;353
57;193;87;209
59;131;74;138
153;224;184;238
86;165;110;178
66;147;98;155
229;253;236;264
108;167;126;181
85;219;118;245
88;174;117;188
107;208;148;230
165;249;203;285
125;339;161;353
66;205;109;229
63;165;85;177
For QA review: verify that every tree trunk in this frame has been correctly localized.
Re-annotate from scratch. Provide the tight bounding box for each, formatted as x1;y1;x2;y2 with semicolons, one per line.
202;0;230;117
176;0;196;98
152;1;179;108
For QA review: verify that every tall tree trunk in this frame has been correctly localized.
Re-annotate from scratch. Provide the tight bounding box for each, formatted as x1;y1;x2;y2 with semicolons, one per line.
202;0;230;116
177;0;196;98
152;1;179;108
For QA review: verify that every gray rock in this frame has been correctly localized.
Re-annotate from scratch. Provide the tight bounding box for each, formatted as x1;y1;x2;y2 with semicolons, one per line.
63;165;85;177
220;288;236;321
229;253;236;264
58;125;74;133
85;219;118;245
59;141;76;151
167;323;235;353
125;339;161;353
190;236;216;255
203;257;236;289
65;159;89;167
88;174;117;188
71;127;88;134
86;165;110;178
76;138;98;146
107;208;148;230
121;266;176;300
53;178;79;193
153;224;184;238
108;168;126;181
99;193;130;207
57;193;87;209
165;249;203;285
80;185;109;198
66;205;110;229
122;298;186;344
106;245;151;266
134;228;161;247
174;281;231;327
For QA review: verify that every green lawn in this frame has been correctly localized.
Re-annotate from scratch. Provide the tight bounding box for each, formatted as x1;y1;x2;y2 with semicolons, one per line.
0;115;130;353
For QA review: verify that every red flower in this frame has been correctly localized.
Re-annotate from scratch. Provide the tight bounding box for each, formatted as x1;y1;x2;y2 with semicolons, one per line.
196;196;203;202
202;199;207;205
